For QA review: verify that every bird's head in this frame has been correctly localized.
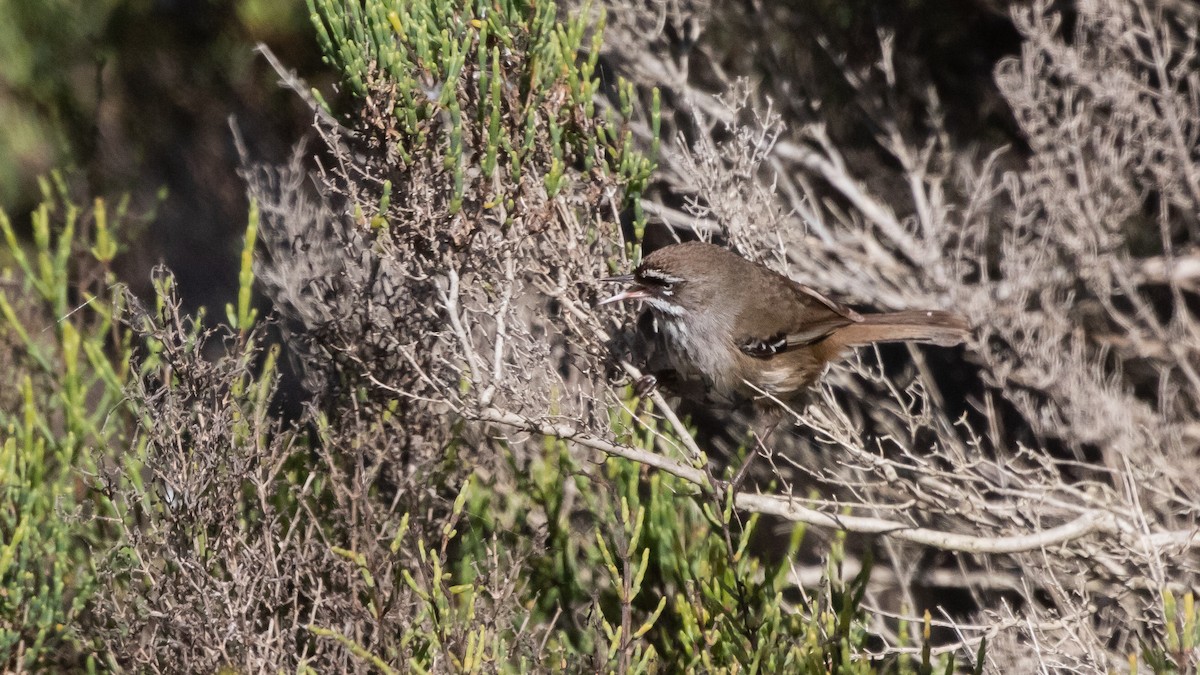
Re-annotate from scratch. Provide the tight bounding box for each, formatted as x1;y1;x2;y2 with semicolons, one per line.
598;242;738;316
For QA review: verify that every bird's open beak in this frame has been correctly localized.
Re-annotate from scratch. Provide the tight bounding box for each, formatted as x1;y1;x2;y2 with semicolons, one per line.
597;274;649;306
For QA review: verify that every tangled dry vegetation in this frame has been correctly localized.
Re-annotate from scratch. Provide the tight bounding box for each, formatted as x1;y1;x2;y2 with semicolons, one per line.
5;0;1199;671
239;0;1200;669
599;0;1200;668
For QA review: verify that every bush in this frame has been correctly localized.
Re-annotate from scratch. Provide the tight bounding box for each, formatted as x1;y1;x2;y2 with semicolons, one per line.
1;0;896;672
5;0;1198;671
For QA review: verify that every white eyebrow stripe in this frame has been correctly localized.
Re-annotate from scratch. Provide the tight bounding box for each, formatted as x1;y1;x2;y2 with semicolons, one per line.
638;268;684;285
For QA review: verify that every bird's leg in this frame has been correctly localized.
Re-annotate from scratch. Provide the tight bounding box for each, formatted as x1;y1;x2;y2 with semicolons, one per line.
630;374;657;418
633;374;659;398
633;367;690;399
631;370;674;418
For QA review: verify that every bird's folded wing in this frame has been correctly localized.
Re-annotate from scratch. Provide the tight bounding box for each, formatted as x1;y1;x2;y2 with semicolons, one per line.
794;283;863;322
735;278;863;358
738;316;857;357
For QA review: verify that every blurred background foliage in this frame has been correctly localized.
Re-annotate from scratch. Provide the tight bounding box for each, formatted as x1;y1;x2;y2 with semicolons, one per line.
0;0;321;309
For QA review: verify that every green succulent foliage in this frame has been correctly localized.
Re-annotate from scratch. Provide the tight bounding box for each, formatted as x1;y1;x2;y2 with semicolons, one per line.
594;405;877;673
307;0;657;221
0;180;286;670
449;392;992;672
1136;590;1200;674
0;177;133;670
308;475;521;675
445;394;882;673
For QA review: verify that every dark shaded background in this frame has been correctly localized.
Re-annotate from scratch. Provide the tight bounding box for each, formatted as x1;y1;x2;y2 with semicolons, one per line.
0;0;324;310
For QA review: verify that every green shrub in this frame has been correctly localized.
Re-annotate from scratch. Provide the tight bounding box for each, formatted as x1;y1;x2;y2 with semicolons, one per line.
0;179;132;670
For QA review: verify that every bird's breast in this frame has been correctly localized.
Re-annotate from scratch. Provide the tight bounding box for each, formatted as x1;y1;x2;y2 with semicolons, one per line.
657;314;823;405
658;316;740;397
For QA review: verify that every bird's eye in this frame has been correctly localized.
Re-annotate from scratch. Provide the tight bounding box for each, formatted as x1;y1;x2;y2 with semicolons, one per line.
660;282;675;294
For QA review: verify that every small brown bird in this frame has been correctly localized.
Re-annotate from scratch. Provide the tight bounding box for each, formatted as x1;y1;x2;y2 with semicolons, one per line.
600;241;969;409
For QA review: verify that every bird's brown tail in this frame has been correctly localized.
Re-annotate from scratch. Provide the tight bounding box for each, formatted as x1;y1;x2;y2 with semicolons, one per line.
818;310;969;361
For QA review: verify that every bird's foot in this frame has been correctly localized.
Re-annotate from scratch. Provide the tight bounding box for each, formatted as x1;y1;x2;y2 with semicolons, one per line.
633;374;659;398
